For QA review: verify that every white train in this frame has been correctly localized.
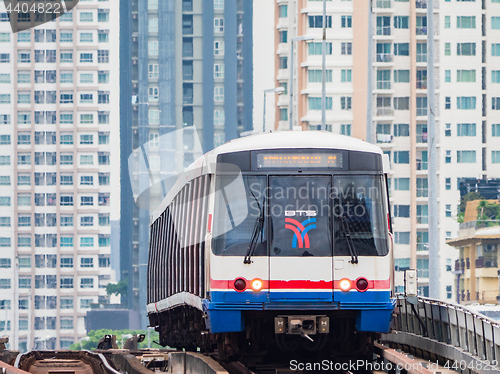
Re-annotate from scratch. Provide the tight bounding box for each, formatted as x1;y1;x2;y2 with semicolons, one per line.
147;131;395;360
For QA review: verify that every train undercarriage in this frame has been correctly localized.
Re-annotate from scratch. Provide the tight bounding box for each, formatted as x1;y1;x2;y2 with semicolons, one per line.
149;305;378;364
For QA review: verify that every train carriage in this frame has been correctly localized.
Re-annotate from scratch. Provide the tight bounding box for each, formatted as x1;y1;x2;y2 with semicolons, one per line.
147;131;395;359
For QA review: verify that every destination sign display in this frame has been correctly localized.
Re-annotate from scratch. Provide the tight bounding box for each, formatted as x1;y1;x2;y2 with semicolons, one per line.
256;152;343;169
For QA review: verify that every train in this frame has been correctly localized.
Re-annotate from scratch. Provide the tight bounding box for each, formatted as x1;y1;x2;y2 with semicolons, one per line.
147;131;395;360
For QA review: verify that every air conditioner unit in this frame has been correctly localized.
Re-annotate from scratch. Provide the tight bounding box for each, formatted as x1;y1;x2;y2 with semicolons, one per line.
485;260;494;268
485;244;495;252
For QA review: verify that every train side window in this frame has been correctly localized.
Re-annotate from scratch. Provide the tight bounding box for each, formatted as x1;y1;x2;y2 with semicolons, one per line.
212;175;267;256
333;175;389;256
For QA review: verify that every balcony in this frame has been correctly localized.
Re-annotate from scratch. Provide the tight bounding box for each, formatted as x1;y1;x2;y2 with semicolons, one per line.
376;26;391;36
416;79;427;89
376;53;393;63
416;132;428;143
416;0;427;8
377;134;393;143
376;108;394;116
376;0;391;8
416;108;427;116
416;159;428;170
476;257;498;268
416;26;427;35
377;81;391;90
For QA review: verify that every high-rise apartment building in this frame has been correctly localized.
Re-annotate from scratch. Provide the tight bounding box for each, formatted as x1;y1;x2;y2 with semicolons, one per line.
274;0;500;299
120;0;254;328
0;0;120;350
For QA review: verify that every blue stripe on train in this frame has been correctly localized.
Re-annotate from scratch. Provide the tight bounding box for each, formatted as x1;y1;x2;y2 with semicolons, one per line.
204;291;395;334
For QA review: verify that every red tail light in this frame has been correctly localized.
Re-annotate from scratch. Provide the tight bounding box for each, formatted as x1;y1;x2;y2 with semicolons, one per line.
356;278;369;292
234;278;246;291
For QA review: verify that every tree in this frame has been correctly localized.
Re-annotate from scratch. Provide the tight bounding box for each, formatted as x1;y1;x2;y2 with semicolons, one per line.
459;191;484;213
105;280;127;299
68;329;163;351
476;200;500;226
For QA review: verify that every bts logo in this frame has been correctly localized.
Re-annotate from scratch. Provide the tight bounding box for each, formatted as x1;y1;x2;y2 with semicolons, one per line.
285;218;317;249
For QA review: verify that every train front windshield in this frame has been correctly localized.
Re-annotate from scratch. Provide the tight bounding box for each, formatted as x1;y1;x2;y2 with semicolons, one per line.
212;174;389;257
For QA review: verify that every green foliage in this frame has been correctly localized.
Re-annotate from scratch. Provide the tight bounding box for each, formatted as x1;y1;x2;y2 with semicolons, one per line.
68;329;163;351
460;191;484;213
476;200;500;226
456;212;465;224
105;280;128;298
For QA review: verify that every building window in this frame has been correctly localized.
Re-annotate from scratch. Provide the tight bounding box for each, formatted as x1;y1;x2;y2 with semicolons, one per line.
214;41;224;56
340;96;352;110
492;151;500;163
279;30;287;43
214;0;224;10
393;151;409;164
445;150;451;163
214;18;224;33
308;15;332;28
457;96;476;109
445;178;451;190
308;42;333;55
80;278;94;289
457;150;476;163
393;205;410;218
444;16;450;28
416;178;428;197
341;42;352;55
80;12;93;22
394;123;409;136
279;108;288;121
394;70;410;83
394;232;410;245
394;16;409;28
341;69;352;82
308;97;333;110
308;69;332;83
457;43;476;56
279;56;287;69
148;18;158;33
394;43;409;56
340;124;351;136
457;69;476;82
457;16;475;28
148;42;158;56
341;15;352;28
446;204;452;217
492;44;500;56
457;123;476;136
214;87;224;101
279;4;288;17
394;97;410;110
214;64;224;78
492;16;500;29
417;205;428;224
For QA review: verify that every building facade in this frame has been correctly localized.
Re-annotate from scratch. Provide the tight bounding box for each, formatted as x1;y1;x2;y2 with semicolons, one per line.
0;0;120;350
274;0;500;299
120;0;254;328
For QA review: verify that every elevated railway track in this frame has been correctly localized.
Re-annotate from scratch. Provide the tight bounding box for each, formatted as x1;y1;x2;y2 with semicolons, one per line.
2;297;500;373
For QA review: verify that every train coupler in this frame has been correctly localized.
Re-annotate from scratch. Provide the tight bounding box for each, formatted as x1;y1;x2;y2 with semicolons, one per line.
274;315;329;336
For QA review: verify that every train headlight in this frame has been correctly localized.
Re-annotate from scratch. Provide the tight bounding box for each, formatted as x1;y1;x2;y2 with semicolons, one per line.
234;278;246;292
339;278;351;292
251;278;263;292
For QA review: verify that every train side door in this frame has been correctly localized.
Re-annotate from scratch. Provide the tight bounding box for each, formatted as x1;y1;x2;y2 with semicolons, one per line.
268;176;333;302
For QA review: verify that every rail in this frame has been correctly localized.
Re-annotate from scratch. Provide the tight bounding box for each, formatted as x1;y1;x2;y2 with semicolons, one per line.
387;295;500;373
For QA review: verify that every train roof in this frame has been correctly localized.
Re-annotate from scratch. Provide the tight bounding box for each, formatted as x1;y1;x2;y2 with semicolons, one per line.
150;131;383;222
208;131;382;156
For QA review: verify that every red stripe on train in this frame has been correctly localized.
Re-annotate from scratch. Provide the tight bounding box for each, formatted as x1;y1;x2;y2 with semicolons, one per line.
210;278;390;290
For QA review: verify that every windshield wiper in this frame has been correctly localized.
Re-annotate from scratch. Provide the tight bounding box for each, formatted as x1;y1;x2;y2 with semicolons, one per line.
341;216;359;264
244;190;266;264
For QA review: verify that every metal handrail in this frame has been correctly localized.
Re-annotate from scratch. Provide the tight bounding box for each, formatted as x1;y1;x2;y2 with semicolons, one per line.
393;295;500;364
